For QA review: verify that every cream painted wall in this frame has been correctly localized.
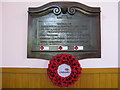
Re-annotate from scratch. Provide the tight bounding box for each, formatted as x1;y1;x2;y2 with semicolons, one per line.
1;1;118;68
0;2;2;67
0;2;2;89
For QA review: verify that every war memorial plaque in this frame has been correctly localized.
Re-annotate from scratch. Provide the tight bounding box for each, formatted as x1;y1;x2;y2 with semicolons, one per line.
27;2;101;60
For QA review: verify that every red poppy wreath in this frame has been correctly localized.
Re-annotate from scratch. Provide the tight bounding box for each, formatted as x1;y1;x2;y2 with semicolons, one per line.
47;54;82;87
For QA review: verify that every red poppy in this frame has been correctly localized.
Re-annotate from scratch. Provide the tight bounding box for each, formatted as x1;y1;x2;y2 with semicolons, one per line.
74;46;78;50
58;46;63;50
40;46;44;50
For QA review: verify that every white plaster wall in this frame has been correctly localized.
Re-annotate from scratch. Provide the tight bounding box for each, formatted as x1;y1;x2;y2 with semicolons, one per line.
0;2;2;67
1;1;118;68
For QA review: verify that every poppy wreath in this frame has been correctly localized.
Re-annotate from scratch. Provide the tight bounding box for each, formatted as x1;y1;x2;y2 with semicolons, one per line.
47;54;82;87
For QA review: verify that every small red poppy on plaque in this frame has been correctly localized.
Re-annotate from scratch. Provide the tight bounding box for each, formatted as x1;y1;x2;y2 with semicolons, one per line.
74;46;83;50
58;46;68;50
40;46;49;50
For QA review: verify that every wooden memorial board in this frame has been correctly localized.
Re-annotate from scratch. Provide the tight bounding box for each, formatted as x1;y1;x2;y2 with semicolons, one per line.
27;2;101;60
